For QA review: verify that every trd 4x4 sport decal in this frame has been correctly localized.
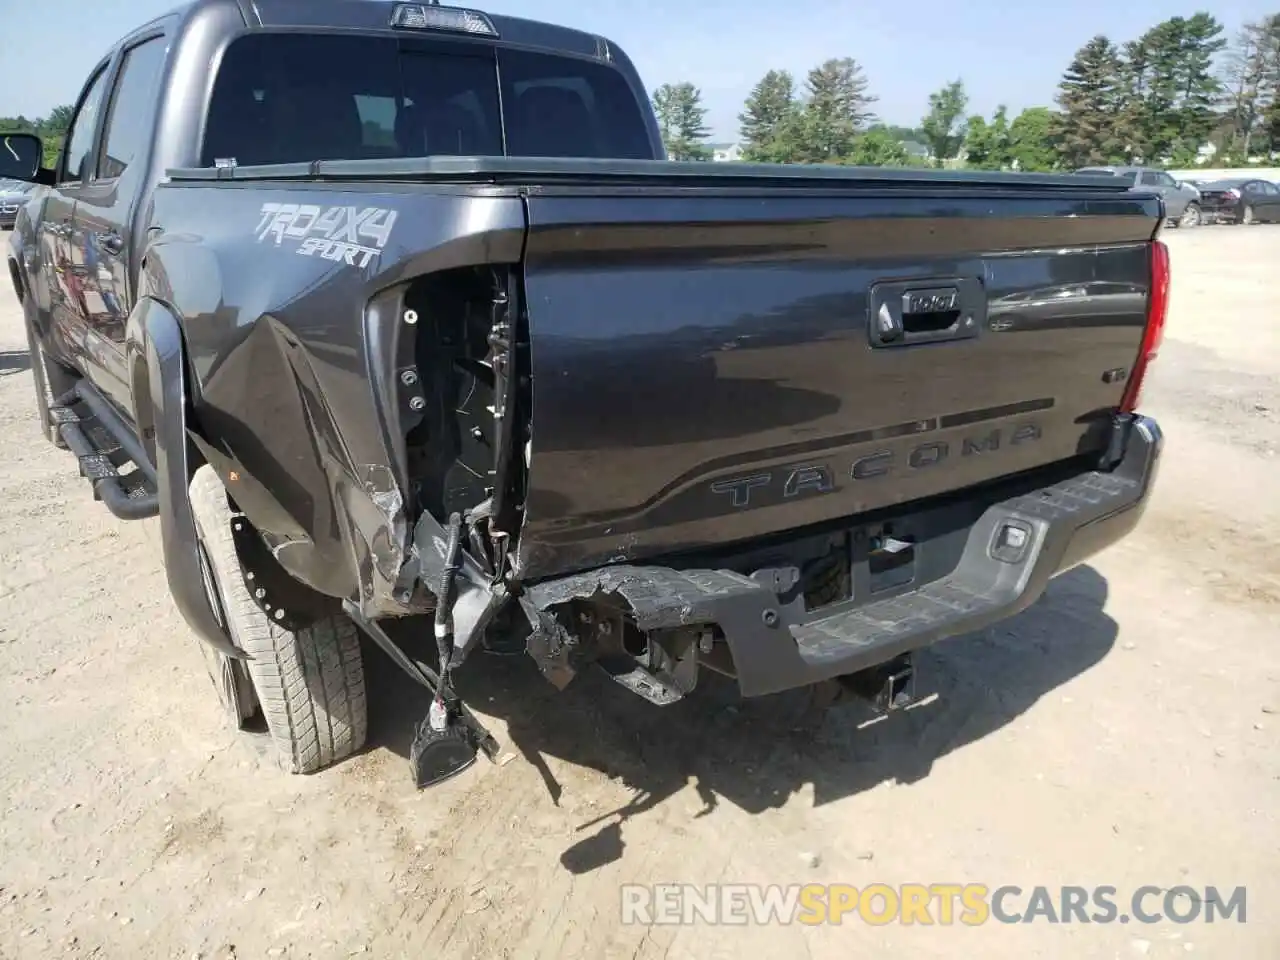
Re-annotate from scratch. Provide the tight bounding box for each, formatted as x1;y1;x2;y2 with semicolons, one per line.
254;203;398;267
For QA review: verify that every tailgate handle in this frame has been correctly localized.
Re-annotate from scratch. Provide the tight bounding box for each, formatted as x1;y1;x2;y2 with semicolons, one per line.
869;277;985;348
901;287;961;332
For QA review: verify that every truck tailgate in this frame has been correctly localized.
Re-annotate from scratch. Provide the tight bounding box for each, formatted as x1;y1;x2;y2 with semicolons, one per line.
516;187;1160;578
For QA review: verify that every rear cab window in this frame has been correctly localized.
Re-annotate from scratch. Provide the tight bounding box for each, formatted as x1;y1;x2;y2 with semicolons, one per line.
202;32;654;166
499;48;653;158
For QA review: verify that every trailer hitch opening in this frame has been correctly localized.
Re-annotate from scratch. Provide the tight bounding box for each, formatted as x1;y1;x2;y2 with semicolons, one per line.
838;653;918;714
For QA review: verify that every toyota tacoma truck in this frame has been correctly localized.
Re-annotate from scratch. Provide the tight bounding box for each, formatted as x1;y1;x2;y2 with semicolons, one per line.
3;0;1165;786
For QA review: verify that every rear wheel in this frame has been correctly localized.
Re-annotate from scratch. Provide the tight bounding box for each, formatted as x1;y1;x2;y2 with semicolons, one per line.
1241;205;1256;225
188;465;368;773
193;532;259;729
1178;203;1200;228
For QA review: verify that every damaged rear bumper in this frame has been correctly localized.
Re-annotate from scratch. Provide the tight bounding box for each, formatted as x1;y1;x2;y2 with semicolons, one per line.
522;415;1162;698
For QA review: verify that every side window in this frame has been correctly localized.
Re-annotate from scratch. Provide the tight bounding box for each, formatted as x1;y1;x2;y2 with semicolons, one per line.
61;66;110;184
98;37;168;181
1158;173;1178;188
1260;182;1279;196
1139;171;1159;186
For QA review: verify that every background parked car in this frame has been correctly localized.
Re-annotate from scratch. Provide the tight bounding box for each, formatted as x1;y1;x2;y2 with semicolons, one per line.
0;179;33;229
1076;165;1203;227
1195;178;1280;225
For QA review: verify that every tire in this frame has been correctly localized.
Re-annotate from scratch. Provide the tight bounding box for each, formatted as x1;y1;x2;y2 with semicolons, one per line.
188;465;368;773
1241;205;1256;225
1178;203;1200;228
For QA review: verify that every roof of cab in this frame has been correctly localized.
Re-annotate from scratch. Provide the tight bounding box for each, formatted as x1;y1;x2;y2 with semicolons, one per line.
234;0;607;59
150;0;612;62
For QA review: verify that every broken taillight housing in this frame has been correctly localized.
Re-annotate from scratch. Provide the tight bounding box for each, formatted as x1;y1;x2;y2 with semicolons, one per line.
1120;239;1169;413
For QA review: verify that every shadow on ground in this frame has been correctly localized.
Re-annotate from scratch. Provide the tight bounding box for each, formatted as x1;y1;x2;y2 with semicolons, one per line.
363;564;1117;874
0;349;31;376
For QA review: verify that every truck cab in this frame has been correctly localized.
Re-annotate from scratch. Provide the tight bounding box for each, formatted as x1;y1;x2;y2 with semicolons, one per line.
11;0;663;418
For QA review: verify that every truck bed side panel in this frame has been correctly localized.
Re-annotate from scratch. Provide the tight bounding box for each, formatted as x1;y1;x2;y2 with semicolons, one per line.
146;183;524;605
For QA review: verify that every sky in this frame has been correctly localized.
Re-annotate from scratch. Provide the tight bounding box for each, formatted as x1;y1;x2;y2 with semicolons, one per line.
1;0;1276;141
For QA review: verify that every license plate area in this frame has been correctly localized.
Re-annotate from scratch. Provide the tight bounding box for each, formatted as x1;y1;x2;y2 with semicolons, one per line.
845;505;980;606
866;526;916;593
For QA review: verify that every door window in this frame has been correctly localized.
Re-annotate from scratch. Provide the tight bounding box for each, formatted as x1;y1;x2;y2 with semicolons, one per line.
98;37;168;181
61;66;110;184
1256;181;1278;196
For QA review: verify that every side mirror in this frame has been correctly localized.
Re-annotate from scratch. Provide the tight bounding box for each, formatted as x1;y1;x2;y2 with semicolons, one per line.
0;133;44;182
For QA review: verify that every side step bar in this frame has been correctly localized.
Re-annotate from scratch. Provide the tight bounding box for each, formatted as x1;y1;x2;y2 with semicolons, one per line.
51;381;159;520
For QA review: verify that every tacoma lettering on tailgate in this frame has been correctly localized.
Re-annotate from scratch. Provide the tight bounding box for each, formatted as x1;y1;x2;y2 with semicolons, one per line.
711;422;1042;510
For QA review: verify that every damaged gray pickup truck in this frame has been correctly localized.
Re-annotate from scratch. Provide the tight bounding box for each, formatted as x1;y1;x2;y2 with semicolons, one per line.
4;0;1165;785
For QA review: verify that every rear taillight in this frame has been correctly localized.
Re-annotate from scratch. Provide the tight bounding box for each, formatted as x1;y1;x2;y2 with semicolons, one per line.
1228;188;1241;199
1120;239;1169;413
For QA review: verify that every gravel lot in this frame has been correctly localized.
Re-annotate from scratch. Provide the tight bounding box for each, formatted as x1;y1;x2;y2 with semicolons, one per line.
1;225;1277;960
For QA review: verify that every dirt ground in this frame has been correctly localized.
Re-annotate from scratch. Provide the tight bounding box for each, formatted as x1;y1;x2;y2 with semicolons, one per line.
1;225;1277;960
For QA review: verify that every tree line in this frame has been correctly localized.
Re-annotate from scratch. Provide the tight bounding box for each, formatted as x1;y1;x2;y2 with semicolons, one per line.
653;10;1280;171
0;106;72;170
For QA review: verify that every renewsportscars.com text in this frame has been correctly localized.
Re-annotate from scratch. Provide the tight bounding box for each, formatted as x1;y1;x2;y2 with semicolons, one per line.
620;883;1247;926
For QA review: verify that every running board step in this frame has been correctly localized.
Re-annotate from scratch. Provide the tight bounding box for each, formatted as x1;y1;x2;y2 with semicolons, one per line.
50;384;158;521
